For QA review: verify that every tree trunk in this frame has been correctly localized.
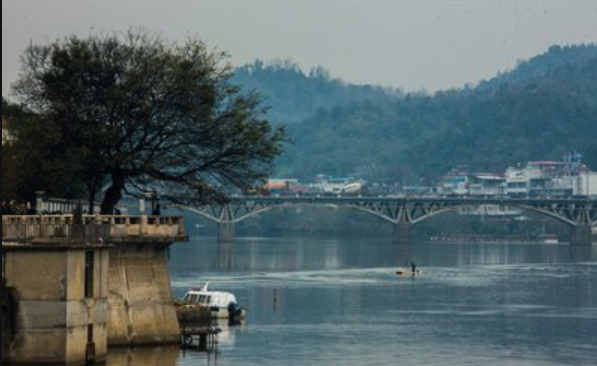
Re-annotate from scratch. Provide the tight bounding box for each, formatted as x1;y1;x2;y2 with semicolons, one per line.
87;191;97;214
100;174;125;214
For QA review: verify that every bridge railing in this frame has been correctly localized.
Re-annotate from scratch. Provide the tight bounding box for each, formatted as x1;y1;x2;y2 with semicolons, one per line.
1;215;186;243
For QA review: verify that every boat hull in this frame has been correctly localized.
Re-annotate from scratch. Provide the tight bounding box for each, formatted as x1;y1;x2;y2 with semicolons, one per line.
395;268;422;276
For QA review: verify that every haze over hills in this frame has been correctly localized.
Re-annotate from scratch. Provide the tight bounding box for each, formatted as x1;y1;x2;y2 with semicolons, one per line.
235;44;597;184
234;59;400;125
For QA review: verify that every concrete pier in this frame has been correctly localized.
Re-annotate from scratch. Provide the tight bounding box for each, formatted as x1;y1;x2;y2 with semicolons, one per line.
107;240;180;346
570;224;593;246
217;222;235;242
2;242;111;366
392;223;412;266
2;214;187;365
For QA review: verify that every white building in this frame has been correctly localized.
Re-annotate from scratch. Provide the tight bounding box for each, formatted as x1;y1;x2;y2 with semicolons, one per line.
505;158;593;197
438;167;471;195
467;174;506;196
579;170;597;196
439;168;506;196
442;154;595;198
310;176;362;195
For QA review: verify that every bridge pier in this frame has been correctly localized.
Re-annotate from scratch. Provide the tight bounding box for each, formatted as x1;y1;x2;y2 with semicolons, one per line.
107;241;180;346
392;223;412;265
570;225;593;246
218;222;236;242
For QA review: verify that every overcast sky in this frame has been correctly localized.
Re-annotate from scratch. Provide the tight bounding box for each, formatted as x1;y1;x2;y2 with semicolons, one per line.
3;0;596;98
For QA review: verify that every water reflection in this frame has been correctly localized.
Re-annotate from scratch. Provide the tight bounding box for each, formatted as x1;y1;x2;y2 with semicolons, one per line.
170;237;596;275
106;346;179;366
568;245;595;262
162;239;597;366
217;242;235;271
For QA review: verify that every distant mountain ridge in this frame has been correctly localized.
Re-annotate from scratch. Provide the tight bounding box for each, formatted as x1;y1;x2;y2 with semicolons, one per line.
234;45;597;182
478;44;597;91
233;59;400;125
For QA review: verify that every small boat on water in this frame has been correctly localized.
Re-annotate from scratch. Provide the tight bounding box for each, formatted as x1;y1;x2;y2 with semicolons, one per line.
395;268;422;277
396;261;422;277
181;282;245;320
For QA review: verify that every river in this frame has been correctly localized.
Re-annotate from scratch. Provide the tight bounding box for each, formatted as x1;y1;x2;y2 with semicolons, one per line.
107;237;596;366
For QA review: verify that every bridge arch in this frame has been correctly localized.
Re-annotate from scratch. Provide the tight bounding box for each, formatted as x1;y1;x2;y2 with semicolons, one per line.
169;196;596;245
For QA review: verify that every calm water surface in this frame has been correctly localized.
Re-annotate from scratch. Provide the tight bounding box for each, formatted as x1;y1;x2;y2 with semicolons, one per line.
108;237;597;366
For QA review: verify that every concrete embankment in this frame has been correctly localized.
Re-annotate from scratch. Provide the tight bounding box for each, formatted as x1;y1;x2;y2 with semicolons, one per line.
2;214;188;365
107;241;181;346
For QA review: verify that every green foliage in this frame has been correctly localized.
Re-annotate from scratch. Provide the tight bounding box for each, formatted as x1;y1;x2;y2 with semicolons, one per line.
2;98;86;208
234;59;401;125
405;44;597;177
10;29;285;213
242;44;597;182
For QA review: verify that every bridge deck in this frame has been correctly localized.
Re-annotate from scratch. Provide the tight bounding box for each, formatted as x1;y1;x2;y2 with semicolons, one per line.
185;195;597;226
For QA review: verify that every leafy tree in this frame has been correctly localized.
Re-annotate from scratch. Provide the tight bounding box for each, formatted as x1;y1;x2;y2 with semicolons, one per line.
4;98;81;210
11;29;285;213
1;131;18;207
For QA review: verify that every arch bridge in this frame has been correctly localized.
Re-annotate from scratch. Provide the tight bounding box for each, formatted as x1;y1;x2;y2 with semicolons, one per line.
173;196;597;246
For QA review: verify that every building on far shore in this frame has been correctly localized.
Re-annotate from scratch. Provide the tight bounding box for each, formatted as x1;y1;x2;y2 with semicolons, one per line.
579;169;597;197
438;153;596;198
505;153;595;197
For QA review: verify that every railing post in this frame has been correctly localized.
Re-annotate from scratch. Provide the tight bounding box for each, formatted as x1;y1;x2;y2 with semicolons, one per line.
35;191;45;214
177;217;185;236
141;215;148;235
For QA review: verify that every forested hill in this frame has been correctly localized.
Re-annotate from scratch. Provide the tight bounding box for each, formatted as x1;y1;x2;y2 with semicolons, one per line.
236;44;597;182
403;44;597;180
233;59;400;124
478;44;597;90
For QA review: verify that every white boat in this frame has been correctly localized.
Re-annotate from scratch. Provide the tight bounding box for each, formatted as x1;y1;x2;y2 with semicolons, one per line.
181;282;245;319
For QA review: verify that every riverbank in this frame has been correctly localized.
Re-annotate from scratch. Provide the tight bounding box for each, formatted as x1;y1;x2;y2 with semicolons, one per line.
426;233;561;244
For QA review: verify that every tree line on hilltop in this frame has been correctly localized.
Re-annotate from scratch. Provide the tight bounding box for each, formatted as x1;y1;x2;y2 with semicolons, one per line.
237;44;597;185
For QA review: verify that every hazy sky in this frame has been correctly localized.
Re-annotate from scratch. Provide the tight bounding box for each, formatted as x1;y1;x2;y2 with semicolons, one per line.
3;0;596;98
